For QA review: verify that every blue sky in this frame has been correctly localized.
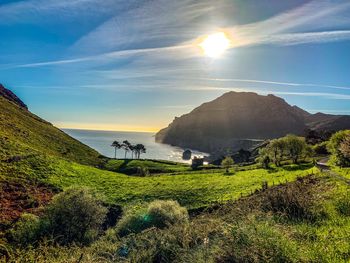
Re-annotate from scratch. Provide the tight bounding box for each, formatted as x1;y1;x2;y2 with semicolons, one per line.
1;0;350;132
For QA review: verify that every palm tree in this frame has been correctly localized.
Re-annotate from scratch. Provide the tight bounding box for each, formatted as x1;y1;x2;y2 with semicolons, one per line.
111;141;121;159
135;144;146;159
122;140;131;159
129;145;135;159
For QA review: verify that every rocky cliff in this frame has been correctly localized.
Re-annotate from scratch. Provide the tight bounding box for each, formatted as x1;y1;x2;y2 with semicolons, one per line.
155;91;350;153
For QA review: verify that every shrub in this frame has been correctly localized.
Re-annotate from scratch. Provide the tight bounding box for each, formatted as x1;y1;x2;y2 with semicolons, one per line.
221;156;234;173
116;210;151;237
136;166;150;177
8;213;44;246
262;177;323;221
147;200;189;228
336;192;350;216
216;220;298;263
117;200;188;237
327;130;350;167
45;187;107;245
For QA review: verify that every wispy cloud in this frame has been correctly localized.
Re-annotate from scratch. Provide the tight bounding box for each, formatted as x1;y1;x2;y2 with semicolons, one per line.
3;44;191;69
178;86;350;100
2;0;350;70
0;0;136;24
194;78;350;91
259;30;350;46
70;0;217;55
227;0;350;48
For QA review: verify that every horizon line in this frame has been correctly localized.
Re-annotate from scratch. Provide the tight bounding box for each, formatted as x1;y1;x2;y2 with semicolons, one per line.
58;126;160;133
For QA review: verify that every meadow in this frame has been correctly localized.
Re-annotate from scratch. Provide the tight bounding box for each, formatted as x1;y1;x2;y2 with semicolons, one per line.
1;149;316;209
6;171;350;263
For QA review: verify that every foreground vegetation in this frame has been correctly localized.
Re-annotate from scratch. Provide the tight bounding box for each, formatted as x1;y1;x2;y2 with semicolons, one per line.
1;94;350;262
3;172;350;262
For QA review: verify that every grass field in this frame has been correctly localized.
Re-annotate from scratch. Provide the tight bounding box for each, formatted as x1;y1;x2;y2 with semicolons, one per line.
6;171;350;263
105;159;191;174
2;153;315;205
43;158;317;208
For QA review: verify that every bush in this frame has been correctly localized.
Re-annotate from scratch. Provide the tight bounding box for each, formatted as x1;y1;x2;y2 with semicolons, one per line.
45;187;107;245
262;177;323;221
327;130;350;167
216;220;298;263
117;200;188;237
136;166;150;177
147;200;189;228
221;156;234;173
116;211;151;237
336;192;350;216
8;213;44;246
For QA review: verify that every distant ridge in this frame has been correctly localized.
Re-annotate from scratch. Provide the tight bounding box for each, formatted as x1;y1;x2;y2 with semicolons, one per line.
155;91;350;153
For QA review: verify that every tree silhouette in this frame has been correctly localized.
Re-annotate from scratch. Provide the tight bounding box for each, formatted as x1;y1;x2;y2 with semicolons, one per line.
111;141;121;159
122;140;131;159
134;144;146;159
129;145;135;159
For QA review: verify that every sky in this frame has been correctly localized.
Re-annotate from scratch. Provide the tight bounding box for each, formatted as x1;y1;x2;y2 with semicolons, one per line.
1;0;350;132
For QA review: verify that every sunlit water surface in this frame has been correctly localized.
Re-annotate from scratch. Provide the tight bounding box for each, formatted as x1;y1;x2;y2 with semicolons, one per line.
63;129;207;163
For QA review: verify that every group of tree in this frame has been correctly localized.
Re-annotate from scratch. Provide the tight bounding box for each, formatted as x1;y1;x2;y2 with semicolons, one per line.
111;140;146;159
327;130;350;167
257;134;312;168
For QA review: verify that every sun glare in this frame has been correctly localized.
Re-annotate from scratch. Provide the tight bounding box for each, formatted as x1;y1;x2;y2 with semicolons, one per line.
199;32;231;58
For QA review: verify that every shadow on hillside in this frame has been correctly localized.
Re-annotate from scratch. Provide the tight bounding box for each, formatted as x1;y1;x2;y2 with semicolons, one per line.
282;163;313;171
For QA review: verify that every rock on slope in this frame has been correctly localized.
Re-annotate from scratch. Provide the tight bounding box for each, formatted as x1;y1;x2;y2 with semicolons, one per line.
156;91;350;153
0;84;28;109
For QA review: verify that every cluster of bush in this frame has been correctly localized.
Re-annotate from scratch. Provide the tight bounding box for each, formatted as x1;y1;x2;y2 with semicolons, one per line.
255;130;350;168
257;134;312;168
8;188;188;247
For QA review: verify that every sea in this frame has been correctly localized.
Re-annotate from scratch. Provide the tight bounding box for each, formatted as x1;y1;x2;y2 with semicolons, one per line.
63;129;207;163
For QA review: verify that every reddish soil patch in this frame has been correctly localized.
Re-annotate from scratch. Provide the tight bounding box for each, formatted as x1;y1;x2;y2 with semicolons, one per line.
0;180;55;230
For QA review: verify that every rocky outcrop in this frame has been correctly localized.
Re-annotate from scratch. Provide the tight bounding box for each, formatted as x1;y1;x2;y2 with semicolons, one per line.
156;91;350;153
0;84;28;109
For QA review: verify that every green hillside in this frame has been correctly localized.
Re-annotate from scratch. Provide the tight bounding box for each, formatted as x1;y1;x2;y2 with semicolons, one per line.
0;96;102;167
1;88;349;262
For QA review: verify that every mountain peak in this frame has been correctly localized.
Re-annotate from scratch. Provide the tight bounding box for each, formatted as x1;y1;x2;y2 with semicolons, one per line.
0;84;28;110
156;91;350;153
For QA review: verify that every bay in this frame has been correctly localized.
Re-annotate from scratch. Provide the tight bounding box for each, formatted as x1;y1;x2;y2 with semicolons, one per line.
63;129;207;163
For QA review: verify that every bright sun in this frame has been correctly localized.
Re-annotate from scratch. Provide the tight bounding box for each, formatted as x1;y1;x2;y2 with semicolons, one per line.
199;32;231;58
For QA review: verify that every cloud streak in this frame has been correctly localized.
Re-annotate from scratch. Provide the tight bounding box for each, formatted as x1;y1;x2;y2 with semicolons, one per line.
182;86;350;100
2;0;350;75
0;0;138;24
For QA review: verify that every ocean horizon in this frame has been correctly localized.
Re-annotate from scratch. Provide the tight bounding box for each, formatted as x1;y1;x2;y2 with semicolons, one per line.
63;128;207;163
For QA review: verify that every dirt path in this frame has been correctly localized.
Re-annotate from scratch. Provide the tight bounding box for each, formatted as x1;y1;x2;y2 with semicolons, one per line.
316;157;350;185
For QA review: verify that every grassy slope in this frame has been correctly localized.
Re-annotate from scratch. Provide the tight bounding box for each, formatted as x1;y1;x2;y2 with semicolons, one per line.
45;159;316;208
105;159;191;174
335;167;350;179
0;96;101;167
